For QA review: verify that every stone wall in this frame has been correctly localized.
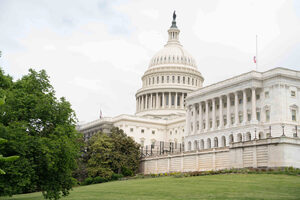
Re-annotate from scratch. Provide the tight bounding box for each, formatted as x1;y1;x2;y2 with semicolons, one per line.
140;136;300;174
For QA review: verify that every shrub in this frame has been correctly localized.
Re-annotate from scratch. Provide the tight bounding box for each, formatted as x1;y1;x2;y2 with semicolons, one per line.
111;173;124;181
82;177;94;186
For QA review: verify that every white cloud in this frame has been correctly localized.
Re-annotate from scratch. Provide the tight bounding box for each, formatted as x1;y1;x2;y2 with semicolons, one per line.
0;0;299;122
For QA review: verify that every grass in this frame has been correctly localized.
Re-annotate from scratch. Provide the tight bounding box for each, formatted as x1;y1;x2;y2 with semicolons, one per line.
2;174;300;200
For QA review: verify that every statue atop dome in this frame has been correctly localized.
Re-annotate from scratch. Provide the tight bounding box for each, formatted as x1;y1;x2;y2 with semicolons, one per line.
173;11;176;21
171;11;177;28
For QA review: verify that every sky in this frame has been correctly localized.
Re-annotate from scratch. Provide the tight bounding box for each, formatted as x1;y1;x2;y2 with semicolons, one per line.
0;0;299;123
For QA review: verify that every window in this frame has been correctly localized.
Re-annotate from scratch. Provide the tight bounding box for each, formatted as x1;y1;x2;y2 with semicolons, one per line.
265;91;269;98
192;78;194;85
256;94;260;100
257;112;260;121
291;91;296;97
149;78;151;85
224;102;227;108
216;104;219;109
248;113;251;121
183;77;185;84
210;120;212;128
216;120;219;127
177;76;180;83
188;77;190;85
152;130;155;135
167;76;169;83
247;97;251;102
231;101;234;106
130;128;134;132
197;121;199;130
172;76;175;83
223;116;227;126
170;131;172;135
141;129;144;133
266;110;270;122
292;110;297;121
152;77;154;84
239;99;242;104
231;116;234;125
161;76;164;83
210;106;212;111
171;94;175;106
157;76;159;84
239;115;243;123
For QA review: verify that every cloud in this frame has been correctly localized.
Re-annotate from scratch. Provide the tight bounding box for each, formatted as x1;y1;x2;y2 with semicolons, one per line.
0;0;299;122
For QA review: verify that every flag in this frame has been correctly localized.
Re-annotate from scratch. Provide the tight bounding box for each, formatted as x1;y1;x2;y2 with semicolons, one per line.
100;110;102;119
253;56;256;64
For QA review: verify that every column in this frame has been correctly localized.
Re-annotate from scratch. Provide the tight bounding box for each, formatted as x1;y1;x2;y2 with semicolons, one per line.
175;92;178;109
181;93;184;109
186;107;191;135
205;100;209;131
234;91;239;126
145;94;148;109
193;104;197;135
162;92;165;108
226;94;231;128
212;98;216;129
169;92;171;108
243;89;247;123
150;93;153;109
219;96;223;128
136;98;138;112
199;102;203;132
156;93;159;109
251;88;257;122
142;95;144;110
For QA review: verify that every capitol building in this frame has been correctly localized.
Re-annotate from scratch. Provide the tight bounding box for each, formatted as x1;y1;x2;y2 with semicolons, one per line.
78;14;300;173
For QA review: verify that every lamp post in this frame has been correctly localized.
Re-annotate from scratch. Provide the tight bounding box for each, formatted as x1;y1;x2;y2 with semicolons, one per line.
281;124;285;136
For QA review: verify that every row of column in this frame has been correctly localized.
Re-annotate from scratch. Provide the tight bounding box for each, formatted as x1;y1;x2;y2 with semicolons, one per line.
137;92;187;112
186;88;258;135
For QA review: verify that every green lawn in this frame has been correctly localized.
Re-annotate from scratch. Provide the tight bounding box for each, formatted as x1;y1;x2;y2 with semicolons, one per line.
2;174;300;200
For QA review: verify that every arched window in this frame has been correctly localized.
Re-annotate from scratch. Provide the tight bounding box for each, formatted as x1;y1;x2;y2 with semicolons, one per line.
246;132;251;141
237;133;242;142
214;137;218;148
259;132;264;139
194;140;198;150
207;138;211;149
188;141;192;151
221;136;226;147
200;139;204;150
229;134;234;143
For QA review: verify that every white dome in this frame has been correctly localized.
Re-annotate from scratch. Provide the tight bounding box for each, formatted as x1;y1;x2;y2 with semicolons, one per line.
149;44;197;68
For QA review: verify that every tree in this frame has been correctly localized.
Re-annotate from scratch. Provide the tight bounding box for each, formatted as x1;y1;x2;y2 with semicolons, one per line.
0;96;19;175
0;68;81;199
85;127;140;179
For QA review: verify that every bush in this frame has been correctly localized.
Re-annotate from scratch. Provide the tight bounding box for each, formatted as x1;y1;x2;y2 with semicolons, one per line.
121;167;134;177
93;176;107;184
111;173;124;181
82;177;94;186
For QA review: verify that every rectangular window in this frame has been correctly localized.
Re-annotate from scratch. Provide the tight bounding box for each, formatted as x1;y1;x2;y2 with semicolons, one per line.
130;128;134;132
161;76;164;83
177;76;180;83
216;104;219;110
224;102;227;108
265;91;269;98
291;91;296;97
239;99;242;104
248;113;251;121
231;101;234;106
292;110;297;121
231;116;234;125
157;76;159;84
183;77;185;84
223;116;227;126
197;121;199;130
266;110;270;122
152;130;155;134
239;115;243;123
171;94;175;106
257;112;260;121
188;77;190;85
192;78;194;85
152;77;154;84
247;97;251;102
141;129;144;133
256;94;260;100
167;76;169;83
172;76;175;83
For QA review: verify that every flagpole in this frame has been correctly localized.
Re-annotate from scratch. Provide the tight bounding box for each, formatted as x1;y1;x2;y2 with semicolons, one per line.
256;35;258;71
